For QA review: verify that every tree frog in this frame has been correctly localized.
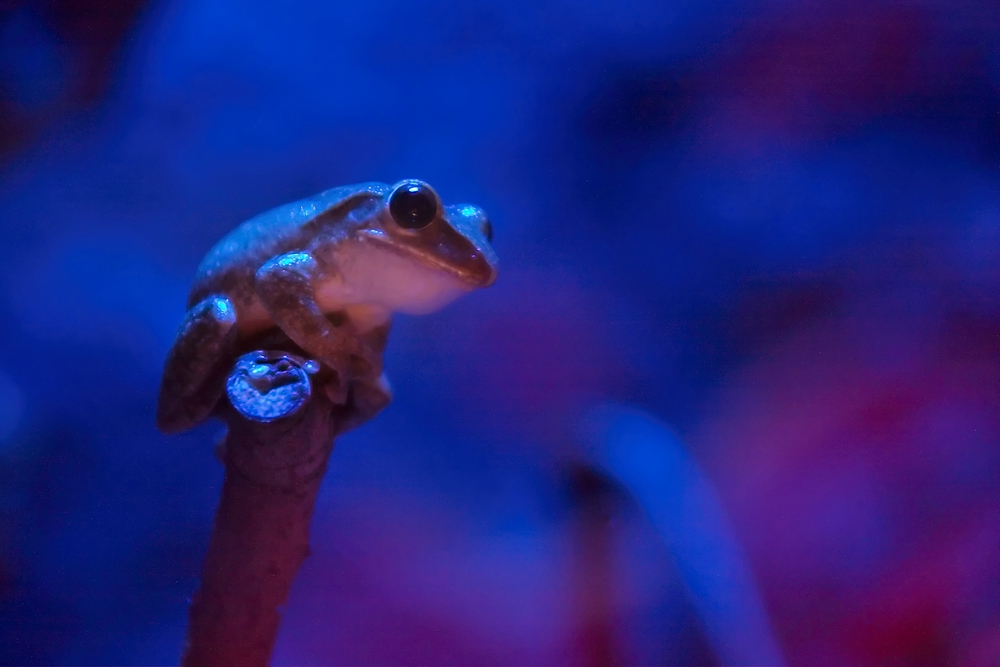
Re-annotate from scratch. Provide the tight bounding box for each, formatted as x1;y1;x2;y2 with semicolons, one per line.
156;179;498;434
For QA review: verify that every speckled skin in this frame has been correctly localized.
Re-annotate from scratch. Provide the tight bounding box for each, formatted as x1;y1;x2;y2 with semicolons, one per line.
156;180;498;434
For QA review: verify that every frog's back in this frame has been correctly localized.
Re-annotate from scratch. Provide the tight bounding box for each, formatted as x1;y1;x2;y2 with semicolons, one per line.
187;183;387;308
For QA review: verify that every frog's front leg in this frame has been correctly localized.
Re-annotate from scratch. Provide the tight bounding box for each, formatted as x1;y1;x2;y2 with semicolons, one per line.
255;252;380;403
157;295;238;433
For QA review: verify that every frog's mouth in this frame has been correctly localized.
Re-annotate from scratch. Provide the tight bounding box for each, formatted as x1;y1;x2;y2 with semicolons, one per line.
357;228;497;289
327;233;489;315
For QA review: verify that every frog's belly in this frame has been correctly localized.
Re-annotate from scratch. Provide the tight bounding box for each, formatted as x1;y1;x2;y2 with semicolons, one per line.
234;300;275;337
232;247;467;338
233;299;389;338
232;298;389;338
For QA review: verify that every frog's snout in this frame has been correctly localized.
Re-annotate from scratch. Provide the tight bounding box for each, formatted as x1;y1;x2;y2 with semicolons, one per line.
480;217;494;243
474;252;499;288
453;204;492;243
447;203;499;285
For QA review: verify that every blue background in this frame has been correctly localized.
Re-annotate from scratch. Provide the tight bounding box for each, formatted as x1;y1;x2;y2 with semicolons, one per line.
1;0;999;664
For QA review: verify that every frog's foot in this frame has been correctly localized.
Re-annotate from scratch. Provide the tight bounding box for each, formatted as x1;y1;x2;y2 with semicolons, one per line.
156;295;238;434
303;351;380;409
337;373;392;434
349;340;383;377
321;363;351;406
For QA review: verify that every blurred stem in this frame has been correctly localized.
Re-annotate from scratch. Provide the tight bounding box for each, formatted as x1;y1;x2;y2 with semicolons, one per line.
567;464;623;667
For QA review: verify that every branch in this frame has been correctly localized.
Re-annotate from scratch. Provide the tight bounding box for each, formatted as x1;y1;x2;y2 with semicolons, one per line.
181;332;374;666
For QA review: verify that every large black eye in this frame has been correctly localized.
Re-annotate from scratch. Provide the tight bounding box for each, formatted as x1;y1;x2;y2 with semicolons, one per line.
389;182;439;230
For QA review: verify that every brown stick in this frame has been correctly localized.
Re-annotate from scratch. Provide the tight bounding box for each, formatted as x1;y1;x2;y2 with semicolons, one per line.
181;348;353;666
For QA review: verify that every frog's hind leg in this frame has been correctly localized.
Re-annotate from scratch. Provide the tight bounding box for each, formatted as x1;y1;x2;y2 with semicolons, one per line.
156;295;238;434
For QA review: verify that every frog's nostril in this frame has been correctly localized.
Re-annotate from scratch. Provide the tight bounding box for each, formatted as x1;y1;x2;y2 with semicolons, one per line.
480;218;493;242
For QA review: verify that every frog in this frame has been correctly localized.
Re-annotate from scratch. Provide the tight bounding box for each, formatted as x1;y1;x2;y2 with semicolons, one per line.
156;179;498;434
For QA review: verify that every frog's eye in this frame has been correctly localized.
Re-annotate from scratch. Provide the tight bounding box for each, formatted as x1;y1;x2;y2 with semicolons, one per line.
389;181;439;230
481;218;493;242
